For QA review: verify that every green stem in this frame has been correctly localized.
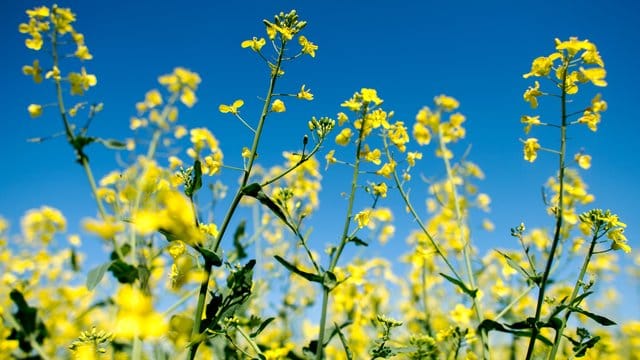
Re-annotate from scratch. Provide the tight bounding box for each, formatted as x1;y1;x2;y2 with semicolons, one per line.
525;60;569;360
547;231;599;359
437;127;489;360
316;105;368;360
384;137;463;281
186;39;287;360
187;262;212;360
236;325;265;357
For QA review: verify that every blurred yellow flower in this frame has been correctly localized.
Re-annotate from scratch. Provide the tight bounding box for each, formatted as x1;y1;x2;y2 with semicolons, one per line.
27;104;43;118
271;99;286;112
523;138;541;162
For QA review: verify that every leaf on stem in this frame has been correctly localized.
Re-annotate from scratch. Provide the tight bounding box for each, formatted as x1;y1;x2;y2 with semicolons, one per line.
439;272;478;298
86;260;115;290
274;255;322;283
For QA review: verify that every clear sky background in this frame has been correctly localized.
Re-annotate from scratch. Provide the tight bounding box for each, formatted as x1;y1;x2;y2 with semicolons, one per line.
2;1;639;316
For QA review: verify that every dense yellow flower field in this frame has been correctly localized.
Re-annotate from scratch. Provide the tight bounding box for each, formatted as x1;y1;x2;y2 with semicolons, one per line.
3;4;639;360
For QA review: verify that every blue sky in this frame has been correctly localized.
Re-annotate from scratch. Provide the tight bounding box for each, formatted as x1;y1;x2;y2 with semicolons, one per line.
2;1;639;314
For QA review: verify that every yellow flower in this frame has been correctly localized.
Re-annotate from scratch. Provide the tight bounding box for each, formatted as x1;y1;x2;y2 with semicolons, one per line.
25;32;44;51
608;228;631;253
74;44;92;60
361;88;383;105
407;151;422;166
271;99;286;112
412;123;432;146
241;147;251;159
51;5;76;35
68;67;97;95
578;111;601;132
325;149;337;167
22;59;43;83
180;87;197;107
298;35;318;57
27;104;43;118
190;127;219;154
335;128;352;146
434;94;459;111
82;217;124;239
523;81;543;108
376;161;396;178
219;99;244;115
372;182;388;198
520;115;541;134
450;304;473;326
579;67;607;87
555;37;593;57
45;65;61;81
523;54;561;78
26;6;50;18
297;84;314;100
523;138;541;162
388;122;409;152
337;112;348;125
114;285;167;339
574;153;592;169
241;37;266;52
21;206;67;243
354;209;372;228
264;21;293;41
363;147;382;165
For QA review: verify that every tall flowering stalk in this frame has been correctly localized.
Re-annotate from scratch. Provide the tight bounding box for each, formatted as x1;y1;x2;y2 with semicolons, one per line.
520;37;629;359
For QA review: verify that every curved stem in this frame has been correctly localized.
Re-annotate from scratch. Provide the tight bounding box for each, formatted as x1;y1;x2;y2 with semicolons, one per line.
437;127;489;359
187;39;287;360
383;136;463;281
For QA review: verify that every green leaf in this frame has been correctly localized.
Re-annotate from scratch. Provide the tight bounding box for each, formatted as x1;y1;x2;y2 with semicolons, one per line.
322;271;338;290
334;322;353;360
571;291;594;307
569;307;616;326
233;220;248;260
97;138;127;150
185;159;203;197
497;250;534;283
86;260;115;290
195;245;223;267
158;228;183;242
478;319;508;334
479;318;552;346
227;259;256;296
109;259;138;284
242;183;294;231
439;272;478;298
249;317;275;338
8;289;48;353
274;255;322;283
349;236;368;247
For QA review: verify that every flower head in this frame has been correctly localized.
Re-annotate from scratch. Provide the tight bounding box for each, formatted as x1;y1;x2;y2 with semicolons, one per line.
523;138;541;162
219;99;244;115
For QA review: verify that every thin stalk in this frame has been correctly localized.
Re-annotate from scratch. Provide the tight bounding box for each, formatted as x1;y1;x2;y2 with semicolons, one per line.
187;262;212;359
51;30;108;220
129;95;177;266
547;231;599;359
436;128;489;360
316;105;368;360
235;325;265;357
495;283;536;321
384;137;463;281
524;61;569;360
186;39;287;360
